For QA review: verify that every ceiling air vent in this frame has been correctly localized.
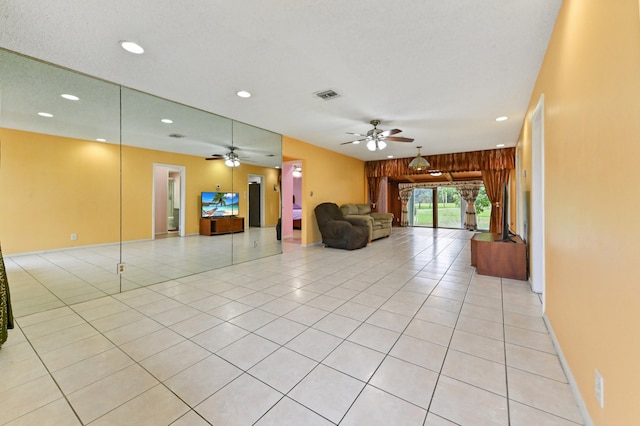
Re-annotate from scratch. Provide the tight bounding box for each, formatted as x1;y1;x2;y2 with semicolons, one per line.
168;133;185;138
314;89;340;101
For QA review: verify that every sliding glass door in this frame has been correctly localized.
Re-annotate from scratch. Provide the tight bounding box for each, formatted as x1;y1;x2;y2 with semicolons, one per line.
410;186;491;230
409;188;434;227
437;187;462;228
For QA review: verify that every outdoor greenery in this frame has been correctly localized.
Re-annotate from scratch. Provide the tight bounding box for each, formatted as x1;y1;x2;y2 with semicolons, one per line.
412;187;491;230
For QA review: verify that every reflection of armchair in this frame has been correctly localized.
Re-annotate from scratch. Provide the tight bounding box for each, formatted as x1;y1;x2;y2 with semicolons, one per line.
314;203;369;250
340;203;394;241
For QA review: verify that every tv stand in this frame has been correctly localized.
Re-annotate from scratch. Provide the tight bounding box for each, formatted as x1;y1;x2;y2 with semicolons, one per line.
200;217;244;235
471;232;527;280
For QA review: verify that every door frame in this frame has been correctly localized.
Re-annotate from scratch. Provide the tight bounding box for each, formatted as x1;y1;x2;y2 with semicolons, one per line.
152;163;186;238
531;95;545;311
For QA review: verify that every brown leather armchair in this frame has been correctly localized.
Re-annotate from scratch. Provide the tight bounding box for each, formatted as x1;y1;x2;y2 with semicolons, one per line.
314;202;369;250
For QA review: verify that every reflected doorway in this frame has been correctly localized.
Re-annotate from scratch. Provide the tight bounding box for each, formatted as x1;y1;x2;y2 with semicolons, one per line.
248;175;264;228
153;164;186;237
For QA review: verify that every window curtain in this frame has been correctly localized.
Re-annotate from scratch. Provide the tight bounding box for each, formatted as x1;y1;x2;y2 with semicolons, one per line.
481;169;510;233
367;176;382;211
458;186;481;231
398;189;412;226
1;243;14;348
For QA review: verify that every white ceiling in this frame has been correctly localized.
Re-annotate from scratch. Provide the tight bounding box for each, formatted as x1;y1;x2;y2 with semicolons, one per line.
0;0;562;162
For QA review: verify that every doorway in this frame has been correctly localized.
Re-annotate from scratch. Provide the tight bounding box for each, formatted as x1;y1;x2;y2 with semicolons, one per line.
168;174;179;231
247;175;264;227
408;187;465;229
153;164;186;238
409;188;435;227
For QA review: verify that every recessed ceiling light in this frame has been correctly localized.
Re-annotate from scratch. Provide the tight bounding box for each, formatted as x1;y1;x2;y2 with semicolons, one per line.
430;171;442;177
61;94;79;101
119;40;144;54
387;155;394;158
161;118;173;124
496;116;508;122
236;90;251;98
96;138;107;142
496;144;506;148
38;112;53;117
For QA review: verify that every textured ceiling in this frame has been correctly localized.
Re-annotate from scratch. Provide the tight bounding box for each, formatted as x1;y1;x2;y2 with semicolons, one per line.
0;0;562;163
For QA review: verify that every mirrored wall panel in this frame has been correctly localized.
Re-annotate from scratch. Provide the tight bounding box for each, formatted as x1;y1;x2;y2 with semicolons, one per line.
231;121;282;265
120;88;235;289
0;49;283;317
0;49;122;316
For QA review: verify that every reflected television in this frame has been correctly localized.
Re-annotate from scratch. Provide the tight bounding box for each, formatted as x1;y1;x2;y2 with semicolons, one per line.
201;192;239;217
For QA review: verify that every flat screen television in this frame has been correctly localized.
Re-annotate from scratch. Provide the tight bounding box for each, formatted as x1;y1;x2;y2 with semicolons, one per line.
201;192;239;217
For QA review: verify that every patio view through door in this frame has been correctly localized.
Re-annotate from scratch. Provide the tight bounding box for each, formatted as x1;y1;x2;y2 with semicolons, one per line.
408;186;491;230
409;188;435;227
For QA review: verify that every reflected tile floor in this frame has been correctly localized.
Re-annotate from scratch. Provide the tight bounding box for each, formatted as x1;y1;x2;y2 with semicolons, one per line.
0;228;585;425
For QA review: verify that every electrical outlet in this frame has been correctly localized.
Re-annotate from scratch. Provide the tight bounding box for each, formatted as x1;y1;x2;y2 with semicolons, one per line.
253;241;258;248
117;263;126;275
595;369;604;408
70;233;77;241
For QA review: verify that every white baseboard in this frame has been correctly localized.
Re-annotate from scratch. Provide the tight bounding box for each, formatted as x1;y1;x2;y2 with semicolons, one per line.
543;314;594;426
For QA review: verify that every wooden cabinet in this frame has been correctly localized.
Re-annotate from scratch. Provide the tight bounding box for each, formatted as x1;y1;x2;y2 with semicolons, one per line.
471;233;527;281
200;217;244;235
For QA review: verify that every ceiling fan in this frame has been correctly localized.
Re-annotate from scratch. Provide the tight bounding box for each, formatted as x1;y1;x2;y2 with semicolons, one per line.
341;119;414;151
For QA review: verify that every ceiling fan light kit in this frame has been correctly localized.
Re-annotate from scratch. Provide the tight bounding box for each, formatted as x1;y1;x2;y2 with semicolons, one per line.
206;146;244;166
409;146;430;172
224;149;240;167
224;158;240;167
366;139;387;151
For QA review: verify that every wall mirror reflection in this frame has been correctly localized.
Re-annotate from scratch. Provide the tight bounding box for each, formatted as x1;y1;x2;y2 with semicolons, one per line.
0;49;282;317
0;49;122;316
230;121;282;265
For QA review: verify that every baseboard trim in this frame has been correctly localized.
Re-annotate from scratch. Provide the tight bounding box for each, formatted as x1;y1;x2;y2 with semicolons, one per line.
543;314;594;426
301;241;323;248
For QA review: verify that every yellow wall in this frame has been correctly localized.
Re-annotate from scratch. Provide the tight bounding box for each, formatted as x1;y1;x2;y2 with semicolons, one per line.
518;1;640;423
283;136;365;245
0;128;280;253
0;128;121;253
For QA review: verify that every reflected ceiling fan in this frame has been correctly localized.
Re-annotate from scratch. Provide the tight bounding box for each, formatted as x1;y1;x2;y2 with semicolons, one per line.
341;119;414;151
205;146;246;167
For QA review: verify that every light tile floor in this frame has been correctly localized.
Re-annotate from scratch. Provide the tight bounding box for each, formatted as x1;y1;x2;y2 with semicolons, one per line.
0;227;585;425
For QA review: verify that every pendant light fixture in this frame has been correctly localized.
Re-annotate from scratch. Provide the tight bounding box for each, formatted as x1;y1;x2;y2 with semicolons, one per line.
408;146;430;172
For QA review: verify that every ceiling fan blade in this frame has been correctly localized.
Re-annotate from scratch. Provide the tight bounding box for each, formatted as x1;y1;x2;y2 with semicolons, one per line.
346;132;367;137
384;136;414;142
340;138;367;145
378;128;402;137
205;154;225;160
